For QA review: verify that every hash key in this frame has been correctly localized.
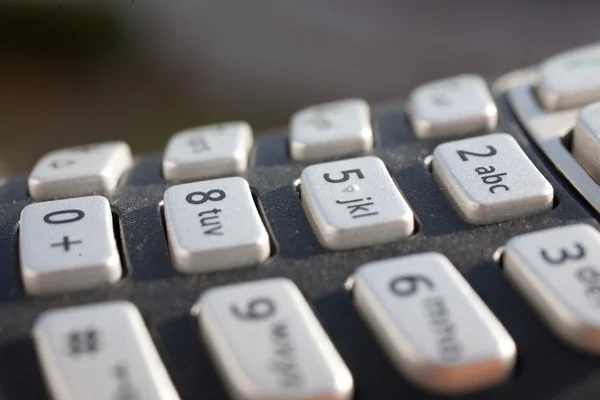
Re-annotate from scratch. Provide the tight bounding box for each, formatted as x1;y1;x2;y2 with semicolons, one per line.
300;156;414;250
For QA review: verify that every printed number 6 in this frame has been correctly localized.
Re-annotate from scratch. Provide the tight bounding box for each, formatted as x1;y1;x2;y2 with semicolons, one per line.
230;297;276;321
323;169;364;183
389;275;434;297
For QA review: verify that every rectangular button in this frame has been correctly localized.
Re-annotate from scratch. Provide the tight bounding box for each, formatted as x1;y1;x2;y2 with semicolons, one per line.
19;196;122;296
538;43;600;110
163;177;270;273
33;301;180;400
572;102;600;183
504;224;600;353
193;278;354;400
300;156;413;250
432;133;553;224
290;98;373;162
162;121;253;182
28;141;133;201
351;253;516;394
408;74;497;139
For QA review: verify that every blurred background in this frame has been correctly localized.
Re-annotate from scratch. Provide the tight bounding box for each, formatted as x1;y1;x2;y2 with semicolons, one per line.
0;1;598;175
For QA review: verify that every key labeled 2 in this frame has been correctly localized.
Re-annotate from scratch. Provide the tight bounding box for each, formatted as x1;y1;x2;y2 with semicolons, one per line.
432;133;553;224
194;278;354;400
163;177;270;273
300;156;414;250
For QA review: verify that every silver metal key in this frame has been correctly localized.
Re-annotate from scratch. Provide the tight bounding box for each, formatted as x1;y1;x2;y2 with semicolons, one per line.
572;102;600;183
351;253;516;394
538;42;600;110
408;74;497;139
504;224;600;353
28;141;133;201
300;156;413;250
433;133;553;224
290;98;373;162
162;121;253;182
33;301;180;400
20;196;122;296
193;278;354;400
163;176;270;273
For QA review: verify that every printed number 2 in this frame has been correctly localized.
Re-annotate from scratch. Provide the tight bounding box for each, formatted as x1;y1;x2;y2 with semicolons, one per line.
323;169;364;183
456;145;497;162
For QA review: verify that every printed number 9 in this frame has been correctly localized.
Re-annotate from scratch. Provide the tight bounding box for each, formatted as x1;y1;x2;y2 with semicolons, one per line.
389;275;434;297
230;297;276;321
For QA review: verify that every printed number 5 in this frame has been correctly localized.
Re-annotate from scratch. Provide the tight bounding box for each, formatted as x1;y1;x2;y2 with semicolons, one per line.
323;169;364;183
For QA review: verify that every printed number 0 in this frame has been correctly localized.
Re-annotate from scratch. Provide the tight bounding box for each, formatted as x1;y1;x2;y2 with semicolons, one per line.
540;242;586;265
389;275;434;297
230;297;276;321
323;169;364;183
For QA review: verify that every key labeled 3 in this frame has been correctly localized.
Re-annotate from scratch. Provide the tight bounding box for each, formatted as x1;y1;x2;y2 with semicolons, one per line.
351;253;516;394
163;177;270;273
300;156;414;250
504;224;600;353
433;133;553;224
194;278;354;400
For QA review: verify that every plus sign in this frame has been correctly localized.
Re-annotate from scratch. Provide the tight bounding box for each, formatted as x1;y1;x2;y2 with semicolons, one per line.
51;236;82;252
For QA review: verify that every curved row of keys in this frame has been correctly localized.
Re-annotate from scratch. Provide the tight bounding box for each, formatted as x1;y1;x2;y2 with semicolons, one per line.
32;253;512;399
35;230;600;400
25;73;499;202
19;132;554;295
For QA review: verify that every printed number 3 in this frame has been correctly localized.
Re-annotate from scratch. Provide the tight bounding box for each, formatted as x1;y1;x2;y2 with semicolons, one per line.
323;169;364;183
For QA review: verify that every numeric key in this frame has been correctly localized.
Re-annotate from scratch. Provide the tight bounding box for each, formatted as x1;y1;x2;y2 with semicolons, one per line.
408;74;497;139
433;133;553;224
28;141;133;200
300;156;414;250
163;177;270;273
193;278;354;400
351;253;516;394
504;224;600;353
33;301;180;400
290;98;373;162
162;121;253;182
19;196;122;296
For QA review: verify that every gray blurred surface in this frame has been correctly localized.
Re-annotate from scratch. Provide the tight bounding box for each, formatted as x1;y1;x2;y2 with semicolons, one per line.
0;1;598;174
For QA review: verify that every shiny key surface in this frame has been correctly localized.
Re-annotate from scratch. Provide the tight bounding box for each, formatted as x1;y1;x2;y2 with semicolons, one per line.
289;98;373;162
351;253;516;394
28;141;133;201
19;196;122;296
432;133;553;224
194;277;354;400
300;155;414;250
504;224;600;353
162;121;254;182
408;74;497;139
538;42;600;110
163;176;270;274
33;301;180;400
572;102;600;183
